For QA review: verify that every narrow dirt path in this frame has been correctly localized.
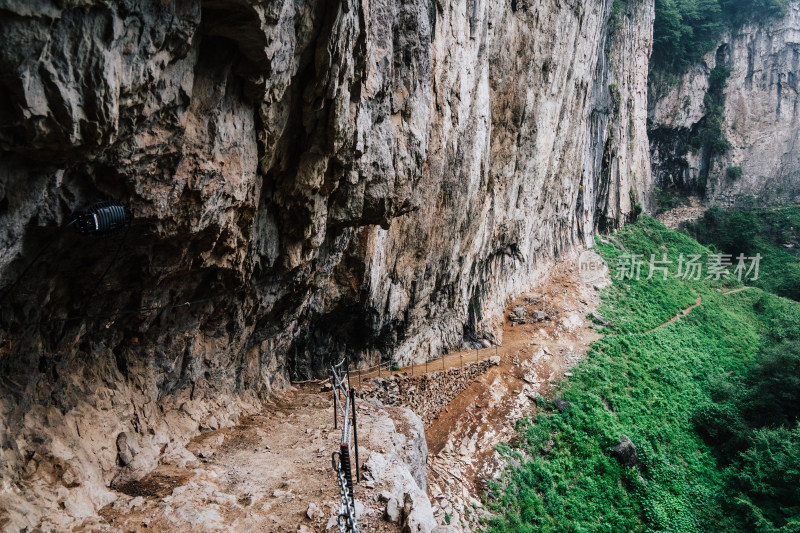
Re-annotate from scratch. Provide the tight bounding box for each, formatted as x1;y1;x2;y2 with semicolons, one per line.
723;287;750;296
421;259;608;529
645;287;749;334
646;296;703;334
78;388;412;533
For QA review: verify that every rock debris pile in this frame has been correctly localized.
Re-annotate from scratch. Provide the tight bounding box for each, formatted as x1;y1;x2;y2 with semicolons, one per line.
366;358;501;426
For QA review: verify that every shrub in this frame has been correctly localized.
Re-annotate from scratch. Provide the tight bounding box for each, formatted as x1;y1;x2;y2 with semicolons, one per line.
688;63;731;163
744;341;800;427
727;165;743;180
693;341;800;531
610;82;622;113
719;0;790;24
610;0;628;34
629;187;643;221
687;206;800;301
654;187;690;211
724;425;800;531
651;0;722;74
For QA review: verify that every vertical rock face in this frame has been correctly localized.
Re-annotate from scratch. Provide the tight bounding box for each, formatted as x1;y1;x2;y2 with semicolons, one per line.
649;1;800;206
0;0;652;527
361;0;654;364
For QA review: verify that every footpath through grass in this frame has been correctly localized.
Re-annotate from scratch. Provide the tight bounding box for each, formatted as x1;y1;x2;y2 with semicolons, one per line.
485;216;800;533
687;206;800;301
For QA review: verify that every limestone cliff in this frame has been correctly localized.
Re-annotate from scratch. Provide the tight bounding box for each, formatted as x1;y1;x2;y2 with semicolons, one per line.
0;0;653;528
649;1;800;206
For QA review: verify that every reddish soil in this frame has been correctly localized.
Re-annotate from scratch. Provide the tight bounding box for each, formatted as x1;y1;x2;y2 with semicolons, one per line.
423;259;606;502
81;257;749;532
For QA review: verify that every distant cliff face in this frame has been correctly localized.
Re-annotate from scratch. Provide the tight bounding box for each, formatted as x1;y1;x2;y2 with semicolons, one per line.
649;1;800;206
0;0;652;527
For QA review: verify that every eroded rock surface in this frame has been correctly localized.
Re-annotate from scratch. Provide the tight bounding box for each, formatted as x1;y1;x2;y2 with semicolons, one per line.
71;389;433;532
649;0;800;206
0;0;653;528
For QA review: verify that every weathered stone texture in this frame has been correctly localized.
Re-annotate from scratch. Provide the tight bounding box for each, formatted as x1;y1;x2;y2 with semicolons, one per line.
0;0;653;527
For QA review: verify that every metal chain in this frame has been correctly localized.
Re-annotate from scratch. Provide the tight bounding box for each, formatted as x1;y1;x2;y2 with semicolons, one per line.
333;452;359;533
330;359;359;533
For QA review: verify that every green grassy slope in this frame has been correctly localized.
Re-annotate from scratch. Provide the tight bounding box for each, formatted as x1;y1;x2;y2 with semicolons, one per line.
687;207;800;301
485;216;800;533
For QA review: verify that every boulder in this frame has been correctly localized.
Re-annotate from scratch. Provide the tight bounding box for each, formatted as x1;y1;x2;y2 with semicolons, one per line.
610;435;643;471
508;306;527;323
386;497;402;523
552;398;571;413
402;490;437;533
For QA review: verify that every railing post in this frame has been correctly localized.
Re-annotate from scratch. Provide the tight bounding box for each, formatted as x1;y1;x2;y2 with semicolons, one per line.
350;387;360;483
346;353;352;390
330;359;361;532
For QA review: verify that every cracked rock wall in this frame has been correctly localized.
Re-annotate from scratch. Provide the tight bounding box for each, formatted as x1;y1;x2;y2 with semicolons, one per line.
0;0;652;528
649;1;800;206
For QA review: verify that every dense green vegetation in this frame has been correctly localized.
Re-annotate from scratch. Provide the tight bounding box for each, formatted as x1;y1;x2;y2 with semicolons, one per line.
654;187;692;211
687;207;800;301
693;340;800;531
651;0;789;74
486;216;800;532
652;0;722;74
719;0;791;24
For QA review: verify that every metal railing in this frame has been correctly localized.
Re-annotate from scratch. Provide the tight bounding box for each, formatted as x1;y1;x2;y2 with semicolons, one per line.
323;344;499;531
350;344;499;387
